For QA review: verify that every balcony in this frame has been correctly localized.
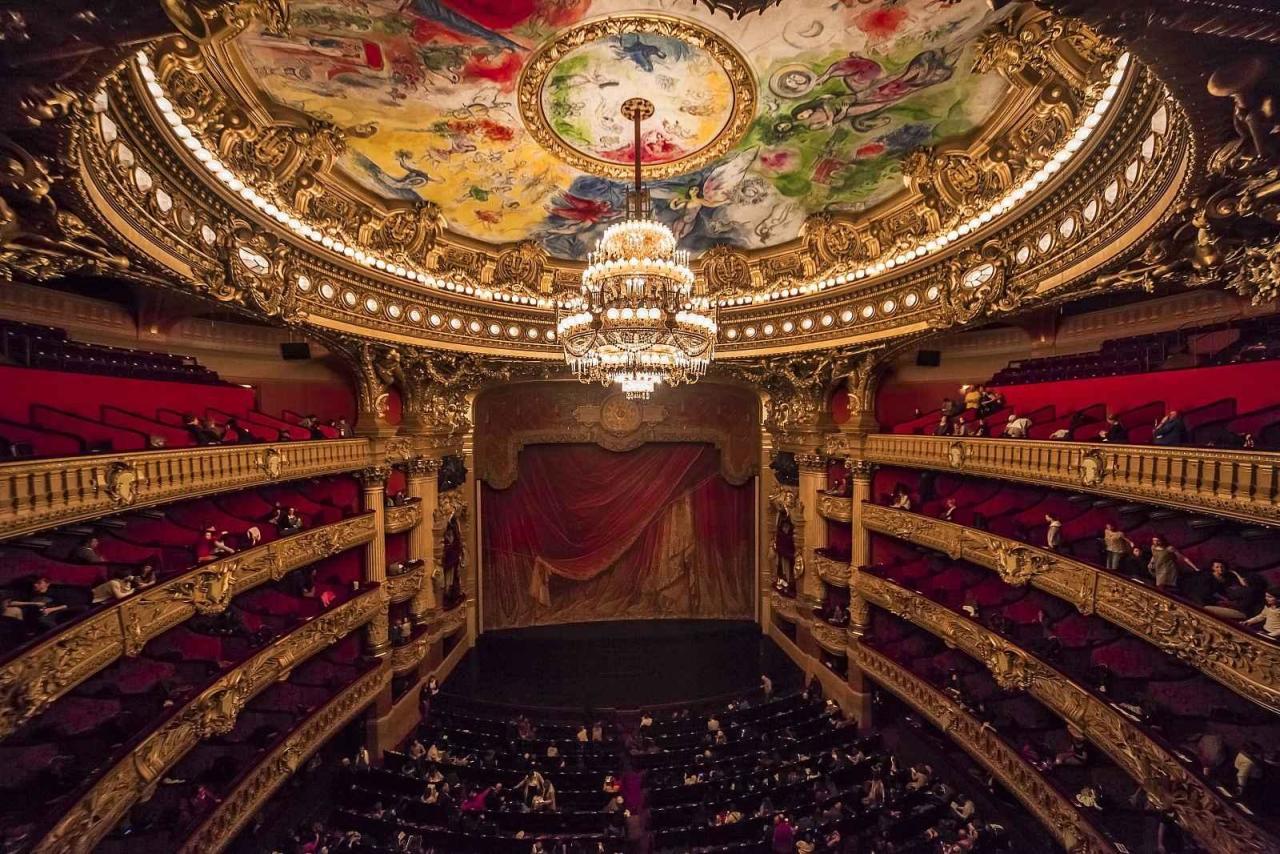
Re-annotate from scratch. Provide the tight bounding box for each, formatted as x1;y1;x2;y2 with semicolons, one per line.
391;605;468;675
812;549;851;587
854;572;1276;854
863;434;1280;527
861;503;1280;715
817;493;852;523
178;660;392;853
0;438;373;540
386;560;427;604
385;498;422;534
0;513;377;739
35;585;387;854
849;642;1117;854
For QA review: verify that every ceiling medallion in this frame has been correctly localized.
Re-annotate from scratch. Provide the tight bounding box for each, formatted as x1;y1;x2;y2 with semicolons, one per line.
559;98;716;400
518;14;756;181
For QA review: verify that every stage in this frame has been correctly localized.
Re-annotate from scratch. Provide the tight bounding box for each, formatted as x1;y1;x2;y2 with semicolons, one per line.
443;619;800;709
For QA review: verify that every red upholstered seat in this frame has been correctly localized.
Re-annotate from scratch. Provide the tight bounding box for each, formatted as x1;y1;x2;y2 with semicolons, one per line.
35;696;124;737
109;656;178;694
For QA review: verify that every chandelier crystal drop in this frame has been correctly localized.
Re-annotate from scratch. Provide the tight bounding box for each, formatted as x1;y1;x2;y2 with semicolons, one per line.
558;97;715;400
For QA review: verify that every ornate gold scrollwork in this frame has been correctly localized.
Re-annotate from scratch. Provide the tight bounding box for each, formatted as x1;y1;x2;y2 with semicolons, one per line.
96;460;144;506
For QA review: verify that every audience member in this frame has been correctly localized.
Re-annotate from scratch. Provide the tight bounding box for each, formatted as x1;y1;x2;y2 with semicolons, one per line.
1153;410;1189;446
1101;523;1132;570
1099;414;1129;443
1003;412;1032;438
1242;589;1280;639
72;536;105;564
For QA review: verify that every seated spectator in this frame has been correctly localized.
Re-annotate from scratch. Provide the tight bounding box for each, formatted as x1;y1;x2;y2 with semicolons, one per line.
331;418;350;438
298;415;325;440
950;794;976;820
1101;523;1132;570
278;507;304;536
275;428;293;442
1242;589;1280;639
934;415;952;436
10;576;71;631
1003;412;1032;438
200;417;225;443
941;397;961;418
224;417;257;444
890;486;912;511
182;413;216;444
978;388;1004;418
1153;410;1189;446
1119;543;1149;578
1208;571;1266;622
72;535;105;564
92;570;138;604
1099;414;1129;443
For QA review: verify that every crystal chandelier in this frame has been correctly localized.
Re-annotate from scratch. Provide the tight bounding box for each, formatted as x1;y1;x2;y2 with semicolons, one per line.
558;98;716;400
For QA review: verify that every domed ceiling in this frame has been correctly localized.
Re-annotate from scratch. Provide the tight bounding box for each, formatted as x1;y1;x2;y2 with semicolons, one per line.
233;0;1009;261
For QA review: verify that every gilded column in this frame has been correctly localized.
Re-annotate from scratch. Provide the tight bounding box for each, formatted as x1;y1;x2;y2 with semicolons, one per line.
795;453;827;603
358;466;391;656
847;459;875;640
406;456;441;624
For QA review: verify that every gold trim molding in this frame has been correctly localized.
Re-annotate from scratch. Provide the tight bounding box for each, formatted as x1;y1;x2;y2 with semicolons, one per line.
817;494;852;524
813;550;851;588
864;435;1280;527
851;641;1117;854
385;563;426;605
863;503;1280;715
856;572;1277;853
0;513;376;740
0;438;373;541
384;499;423;534
35;586;388;854
178;661;392;854
516;14;756;181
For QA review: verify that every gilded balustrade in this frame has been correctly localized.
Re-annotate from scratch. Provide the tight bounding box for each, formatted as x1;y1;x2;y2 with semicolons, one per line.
863;435;1280;527
178;661;393;854
0;513;377;739
849;642;1117;854
35;585;388;854
0;439;373;541
855;572;1277;853
817;493;852;524
385;499;422;534
861;503;1280;715
385;562;426;604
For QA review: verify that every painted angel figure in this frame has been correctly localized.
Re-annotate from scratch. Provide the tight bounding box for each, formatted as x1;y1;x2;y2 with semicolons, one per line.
652;147;760;241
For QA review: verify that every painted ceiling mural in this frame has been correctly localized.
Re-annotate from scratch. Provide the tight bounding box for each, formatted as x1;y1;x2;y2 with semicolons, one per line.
235;0;1009;261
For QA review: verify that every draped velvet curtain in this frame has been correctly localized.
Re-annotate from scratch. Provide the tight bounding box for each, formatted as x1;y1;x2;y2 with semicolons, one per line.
482;443;754;629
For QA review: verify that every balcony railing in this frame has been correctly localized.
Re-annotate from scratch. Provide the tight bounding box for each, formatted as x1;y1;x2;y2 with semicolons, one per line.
849;642;1118;854
391;605;468;675
385;562;427;604
0;513;377;739
385;499;422;534
178;661;393;854
817;493;852;523
855;572;1277;854
0;438;373;540
863;435;1280;527
813;549;851;587
35;585;387;854
861;503;1280;715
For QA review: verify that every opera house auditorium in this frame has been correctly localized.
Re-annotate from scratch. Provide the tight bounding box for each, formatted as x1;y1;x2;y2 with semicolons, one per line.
4;0;1280;851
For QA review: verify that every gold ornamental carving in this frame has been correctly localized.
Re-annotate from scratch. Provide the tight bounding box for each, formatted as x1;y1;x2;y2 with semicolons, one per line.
863;503;1280;714
597;394;645;436
855;572;1279;853
516;15;756;181
386;564;426;604
36;586;388;854
817;494;852;524
1078;448;1109;487
850;642;1117;854
97;460;144;506
255;445;287;479
0;514;376;739
385;501;423;534
813;551;850;588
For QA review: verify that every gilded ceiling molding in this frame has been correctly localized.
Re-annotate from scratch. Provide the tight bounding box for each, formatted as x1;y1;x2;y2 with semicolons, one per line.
864;503;1280;715
862;434;1280;528
0;513;375;740
30;5;1191;360
856;573;1278;853
177;660;391;854
850;641;1118;854
35;586;388;854
0;438;372;542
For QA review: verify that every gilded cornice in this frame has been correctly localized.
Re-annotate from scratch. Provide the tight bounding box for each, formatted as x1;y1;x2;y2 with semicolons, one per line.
384;500;423;535
35;585;388;854
863;434;1280;527
0;438;373;542
177;661;392;854
850;641;1118;854
856;573;1278;853
0;513;376;740
42;10;1191;359
386;564;426;605
864;503;1280;715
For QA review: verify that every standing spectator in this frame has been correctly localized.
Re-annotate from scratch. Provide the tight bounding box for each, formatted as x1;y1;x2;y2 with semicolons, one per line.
1044;514;1063;552
941;397;961;418
963;385;981;411
1101;523;1132;570
934;415;952;436
278;508;304;536
1154;410;1189;446
941;498;959;522
1148;536;1194;590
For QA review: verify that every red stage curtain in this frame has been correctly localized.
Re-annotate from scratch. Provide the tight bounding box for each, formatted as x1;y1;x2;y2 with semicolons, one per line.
482;443;754;629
